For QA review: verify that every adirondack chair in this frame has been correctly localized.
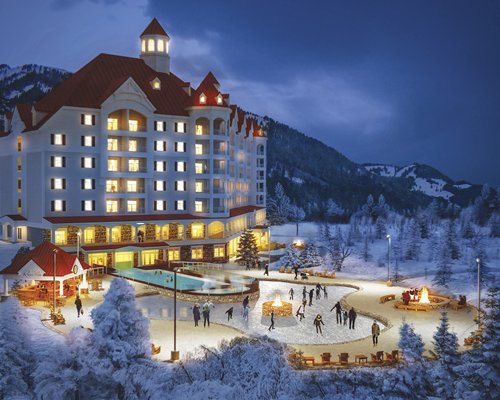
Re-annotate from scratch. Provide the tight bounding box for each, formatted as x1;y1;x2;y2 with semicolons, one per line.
321;352;332;365
279;266;285;273
338;353;349;365
286;267;292;274
371;351;384;363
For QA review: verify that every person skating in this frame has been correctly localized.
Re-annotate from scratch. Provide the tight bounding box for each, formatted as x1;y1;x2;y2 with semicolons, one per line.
192;303;201;327
242;295;249;309
343;310;348;326
74;295;83;318
296;304;305;321
302;286;307;300
268;311;275;331
372;320;380;346
243;305;250;321
330;301;342;324
264;263;269;276
348;308;357;330
225;307;234;321
294;265;299;280
302;297;307;311
289;288;294;300
323;286;328;300
308;288;314;306
315;286;321;300
202;300;214;327
313;314;324;335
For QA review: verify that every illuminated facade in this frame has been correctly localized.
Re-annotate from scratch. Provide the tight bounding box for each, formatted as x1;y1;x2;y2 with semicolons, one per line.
0;18;267;266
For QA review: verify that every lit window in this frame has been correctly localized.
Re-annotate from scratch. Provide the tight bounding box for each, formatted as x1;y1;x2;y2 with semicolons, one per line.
84;228;95;243
214;245;225;258
127;180;137;192
199;94;206;104
168;247;180;261
155;121;165;131
191;247;203;260
195;201;203;213
53;156;64;168
155;141;166;152
176;200;186;210
175;142;186;152
83;136;94;147
191;224;204;238
129;159;139;172
174;122;186;133
155;200;165;211
54;200;64;212
129;140;137;152
129;120;138;132
53;134;65;145
196;181;204;193
152;79;161;90
141;39;146;52
176;181;186;191
127;200;137;212
148;38;155;52
107;118;118;130
83;200;94;211
108;138;118;151
54;230;66;244
106;200;118;213
108;159;118;172
216;94;223;105
106;180;118;193
195;144;203;155
53;178;64;190
82;157;94;168
142;250;158;265
155;161;165;172
83;114;93;126
17;137;22;152
195;125;203;135
83;179;93;190
157;39;164;52
17;157;22;171
195;162;203;174
176;161;186;172
155;180;165;191
17;178;22;192
166;41;169;53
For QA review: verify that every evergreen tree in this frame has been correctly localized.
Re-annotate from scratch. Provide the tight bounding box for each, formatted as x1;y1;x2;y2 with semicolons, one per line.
300;242;322;268
444;220;461;260
0;298;34;399
362;234;371;262
433;241;453;288
236;228;259;269
325;198;345;221
461;218;475;239
404;219;421;260
467;234;491;288
290;203;305;236
281;244;301;268
454;287;500;399
267;183;292;225
375;194;390;219
361;194;375;221
488;212;500;238
432;312;460;399
375;217;387;239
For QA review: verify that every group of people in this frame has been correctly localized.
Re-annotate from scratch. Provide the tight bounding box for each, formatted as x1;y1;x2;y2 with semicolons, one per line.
402;288;421;305
330;301;357;330
192;300;215;327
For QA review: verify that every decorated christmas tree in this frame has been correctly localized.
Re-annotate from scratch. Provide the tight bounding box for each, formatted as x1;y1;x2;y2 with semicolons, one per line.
236;229;259;269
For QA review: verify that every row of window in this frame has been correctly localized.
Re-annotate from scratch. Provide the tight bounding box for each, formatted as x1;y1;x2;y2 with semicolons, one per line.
79;113;188;133
49;199;213;213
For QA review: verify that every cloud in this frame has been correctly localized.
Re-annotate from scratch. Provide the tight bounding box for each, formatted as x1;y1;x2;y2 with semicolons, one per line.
50;0;124;10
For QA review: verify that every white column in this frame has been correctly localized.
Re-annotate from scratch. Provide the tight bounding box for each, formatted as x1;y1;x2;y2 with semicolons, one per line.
4;278;8;296
59;279;64;296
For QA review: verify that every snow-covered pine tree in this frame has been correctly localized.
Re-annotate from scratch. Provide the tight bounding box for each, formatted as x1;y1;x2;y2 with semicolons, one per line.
0;298;34;399
443;220;461;260
290;203;305;236
404;219;422;260
85;278;152;399
467;234;491;288
325;198;345;221
281;244;301;268
432;311;460;399
375;194;390;219
300;242;322;268
488;212;500;238
375;217;387;239
267;183;292;225
361;194;375;221
236;228;259;269
433;240;453;288
362;234;371;262
454;287;500;399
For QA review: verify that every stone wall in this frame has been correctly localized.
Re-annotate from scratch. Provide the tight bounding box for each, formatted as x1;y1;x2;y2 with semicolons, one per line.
42;229;51;242
168;223;183;240
145;224;159;241
66;226;80;246
134;252;139;267
94;225;107;244
120;225;133;242
106;253;113;268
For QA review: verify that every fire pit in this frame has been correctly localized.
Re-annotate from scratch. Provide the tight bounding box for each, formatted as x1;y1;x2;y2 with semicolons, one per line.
395;286;450;311
262;293;293;317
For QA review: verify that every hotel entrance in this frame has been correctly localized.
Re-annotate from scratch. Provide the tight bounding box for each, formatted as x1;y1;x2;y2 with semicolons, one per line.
115;251;133;270
88;253;107;267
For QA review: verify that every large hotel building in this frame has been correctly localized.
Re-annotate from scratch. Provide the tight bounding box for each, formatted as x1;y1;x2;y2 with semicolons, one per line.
0;19;267;269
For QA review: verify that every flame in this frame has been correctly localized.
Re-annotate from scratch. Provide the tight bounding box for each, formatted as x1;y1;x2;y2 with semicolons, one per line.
272;293;283;307
419;287;430;303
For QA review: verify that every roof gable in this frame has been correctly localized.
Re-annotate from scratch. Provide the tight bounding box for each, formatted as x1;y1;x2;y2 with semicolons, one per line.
141;18;169;38
101;77;156;112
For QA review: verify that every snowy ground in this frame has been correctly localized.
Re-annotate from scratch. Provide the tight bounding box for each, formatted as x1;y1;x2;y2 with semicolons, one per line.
136;281;376;345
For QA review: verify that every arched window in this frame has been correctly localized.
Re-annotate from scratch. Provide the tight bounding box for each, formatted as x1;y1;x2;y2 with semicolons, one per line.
148;38;155;52
157;39;164;52
141;39;146;52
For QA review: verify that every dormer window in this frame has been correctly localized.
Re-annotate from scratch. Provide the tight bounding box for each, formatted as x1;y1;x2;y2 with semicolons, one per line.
199;93;207;104
216;94;223;105
151;78;161;90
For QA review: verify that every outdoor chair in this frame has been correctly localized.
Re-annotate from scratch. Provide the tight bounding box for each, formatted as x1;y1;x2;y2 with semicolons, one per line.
151;344;161;355
338;353;349;365
279;267;285;273
286;267;292;274
391;350;399;361
308;268;314;276
371;351;384;363
321;352;332;365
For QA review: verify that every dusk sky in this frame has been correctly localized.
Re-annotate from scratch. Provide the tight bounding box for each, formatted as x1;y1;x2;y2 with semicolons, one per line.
2;0;499;186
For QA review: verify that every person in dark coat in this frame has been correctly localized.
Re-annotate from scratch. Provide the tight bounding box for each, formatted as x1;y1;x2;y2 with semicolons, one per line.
242;295;249;309
264;262;269;276
202;300;214;327
308;289;314;306
294;265;299;280
372;320;380;346
343;310;348;326
302;286;307;300
323;286;328;300
330;301;342;324
74;295;83;318
268;311;275;331
296;304;305;321
192;304;201;327
302;297;307;310
225;307;234;321
348;308;357;330
289;288;294;300
315;286;321;300
313;314;325;335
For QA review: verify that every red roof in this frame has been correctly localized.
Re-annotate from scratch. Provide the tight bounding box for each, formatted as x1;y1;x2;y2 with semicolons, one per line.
2;214;27;221
17;103;33;131
24;53;191;131
189;71;229;108
44;213;204;224
0;241;90;276
229;205;264;218
141;18;169;38
81;241;169;251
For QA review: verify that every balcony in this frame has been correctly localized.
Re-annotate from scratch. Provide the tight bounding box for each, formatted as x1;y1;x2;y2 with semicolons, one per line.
213;129;226;136
213;187;225;194
213;147;227;155
212;206;226;213
213;168;226;174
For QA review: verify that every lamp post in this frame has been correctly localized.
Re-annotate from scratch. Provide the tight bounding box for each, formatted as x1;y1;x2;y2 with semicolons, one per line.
76;232;81;259
171;268;180;361
52;249;58;315
386;234;391;282
268;225;271;269
476;257;481;324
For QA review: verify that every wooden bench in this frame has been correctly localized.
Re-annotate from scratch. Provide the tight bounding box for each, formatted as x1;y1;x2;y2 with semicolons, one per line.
449;300;468;311
303;356;315;366
394;302;429;311
355;354;368;364
379;294;396;304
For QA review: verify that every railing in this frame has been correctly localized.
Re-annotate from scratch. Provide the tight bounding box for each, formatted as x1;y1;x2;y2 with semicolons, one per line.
213;168;226;174
213;148;226;155
106;187;146;194
213;187;225;194
212;206;226;213
170;261;223;270
212;129;226;136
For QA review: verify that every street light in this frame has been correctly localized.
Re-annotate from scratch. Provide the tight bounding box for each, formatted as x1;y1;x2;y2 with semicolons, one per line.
386;234;391;282
476;257;481;324
76;232;81;259
268;225;271;269
171;268;180;361
52;249;58;316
